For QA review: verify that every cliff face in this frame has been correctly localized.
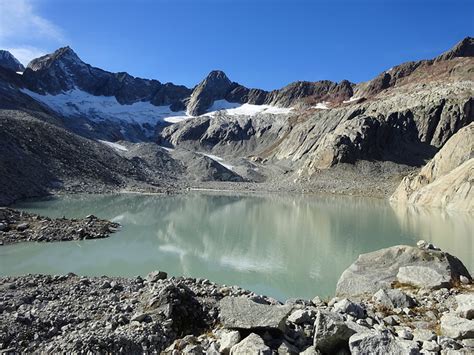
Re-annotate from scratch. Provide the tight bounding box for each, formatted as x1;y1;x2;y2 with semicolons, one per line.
390;123;474;212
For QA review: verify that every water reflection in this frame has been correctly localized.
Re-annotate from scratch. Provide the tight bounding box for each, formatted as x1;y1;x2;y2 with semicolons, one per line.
0;193;471;300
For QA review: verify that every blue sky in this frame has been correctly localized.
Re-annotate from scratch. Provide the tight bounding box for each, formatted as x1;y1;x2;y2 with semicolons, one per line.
1;0;472;90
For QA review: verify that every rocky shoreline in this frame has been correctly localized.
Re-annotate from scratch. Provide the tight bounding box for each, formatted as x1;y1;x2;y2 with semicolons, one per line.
0;208;120;246
0;241;472;354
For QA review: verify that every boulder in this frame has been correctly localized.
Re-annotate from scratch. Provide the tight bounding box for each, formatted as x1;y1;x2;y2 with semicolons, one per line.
348;331;420;355
219;296;292;331
287;309;315;324
333;299;365;318
230;333;271;355
372;289;416;309
441;314;474;339
397;266;451;289
218;330;241;354
336;245;471;297
456;294;474;320
146;270;167;283
313;310;364;353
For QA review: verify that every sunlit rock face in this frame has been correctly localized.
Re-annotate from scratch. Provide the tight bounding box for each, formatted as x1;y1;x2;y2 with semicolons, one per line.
391;123;474;212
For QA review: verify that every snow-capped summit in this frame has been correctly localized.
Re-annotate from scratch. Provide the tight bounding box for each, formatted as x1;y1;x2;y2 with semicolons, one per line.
0;50;25;72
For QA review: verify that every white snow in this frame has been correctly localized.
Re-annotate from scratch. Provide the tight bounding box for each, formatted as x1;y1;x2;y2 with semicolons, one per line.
98;140;128;151
21;88;191;125
343;96;361;104
20;91;291;129
158;145;175;152
207;99;293;116
199;152;234;171
312;102;330;110
16;71;23;75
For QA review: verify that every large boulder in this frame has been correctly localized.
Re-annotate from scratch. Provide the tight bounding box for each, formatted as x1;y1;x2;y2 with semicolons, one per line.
391;123;474;212
219;296;292;331
336;245;471;297
348;331;420;354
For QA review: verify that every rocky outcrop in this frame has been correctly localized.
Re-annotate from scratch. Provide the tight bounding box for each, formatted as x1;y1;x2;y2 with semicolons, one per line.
335;244;472;297
391;123;474;211
0;208;119;245
0;50;24;72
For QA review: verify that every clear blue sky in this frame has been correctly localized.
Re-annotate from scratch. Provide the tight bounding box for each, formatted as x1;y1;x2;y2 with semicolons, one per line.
1;0;473;90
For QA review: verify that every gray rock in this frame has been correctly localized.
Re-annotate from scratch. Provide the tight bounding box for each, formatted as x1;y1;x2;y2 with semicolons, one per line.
219;296;292;331
313;310;363;353
413;329;437;342
336;245;471;297
397;265;451;289
440;313;474;339
218;330;241;354
0;222;6;231
455;294;474;319
16;223;29;231
423;341;441;352
287;309;315;324
397;328;414;340
230;333;271;355
130;313;148;322
372;288;416;309
333;299;365;318
146;270;167;283
348;331;420;355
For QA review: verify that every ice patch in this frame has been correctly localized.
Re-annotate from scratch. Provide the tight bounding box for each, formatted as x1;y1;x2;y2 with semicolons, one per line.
99;140;128;152
20;88;191;125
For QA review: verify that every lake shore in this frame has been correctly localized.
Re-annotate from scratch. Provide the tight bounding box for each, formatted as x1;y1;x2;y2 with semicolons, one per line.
0;243;473;353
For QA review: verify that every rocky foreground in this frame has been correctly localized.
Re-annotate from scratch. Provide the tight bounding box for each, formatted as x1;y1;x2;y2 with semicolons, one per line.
0;242;473;354
0;208;119;245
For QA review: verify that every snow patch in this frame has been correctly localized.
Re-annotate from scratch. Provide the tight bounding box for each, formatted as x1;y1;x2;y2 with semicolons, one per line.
199;152;234;171
16;71;23;75
207;100;293;116
20;88;192;125
99;140;128;152
312;102;330;110
343;96;361;104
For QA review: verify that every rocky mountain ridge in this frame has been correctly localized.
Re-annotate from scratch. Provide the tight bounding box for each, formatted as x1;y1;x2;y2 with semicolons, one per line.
0;37;472;209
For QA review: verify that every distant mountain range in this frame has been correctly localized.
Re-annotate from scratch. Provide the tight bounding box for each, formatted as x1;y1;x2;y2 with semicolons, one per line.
0;37;472;210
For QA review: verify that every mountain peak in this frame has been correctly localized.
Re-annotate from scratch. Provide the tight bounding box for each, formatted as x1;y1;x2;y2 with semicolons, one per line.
0;50;25;72
436;36;474;61
205;70;229;80
27;46;82;72
186;70;233;115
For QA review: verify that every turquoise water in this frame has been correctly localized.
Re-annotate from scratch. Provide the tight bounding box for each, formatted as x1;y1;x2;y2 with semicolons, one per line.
1;193;472;300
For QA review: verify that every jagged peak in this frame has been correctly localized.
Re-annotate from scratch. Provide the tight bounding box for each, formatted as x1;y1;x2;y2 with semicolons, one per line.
27;46;83;71
0;50;25;72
